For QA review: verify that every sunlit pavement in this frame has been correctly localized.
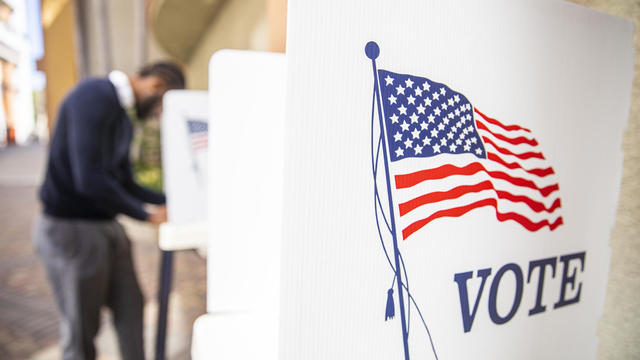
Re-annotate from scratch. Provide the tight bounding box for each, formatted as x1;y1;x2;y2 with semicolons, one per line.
0;144;206;360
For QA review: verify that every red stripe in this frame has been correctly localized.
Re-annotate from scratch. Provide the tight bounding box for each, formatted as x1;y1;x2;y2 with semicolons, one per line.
482;136;544;160
193;140;208;149
398;180;562;216
487;152;555;177
474;108;531;133
394;162;559;197
476;120;538;146
399;181;493;216
395;163;485;188
402;198;564;239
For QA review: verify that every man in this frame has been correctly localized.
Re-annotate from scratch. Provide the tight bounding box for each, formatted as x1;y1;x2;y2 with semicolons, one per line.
34;62;185;360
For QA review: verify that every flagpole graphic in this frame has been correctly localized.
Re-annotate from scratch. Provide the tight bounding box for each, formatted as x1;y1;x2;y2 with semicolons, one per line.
366;41;412;360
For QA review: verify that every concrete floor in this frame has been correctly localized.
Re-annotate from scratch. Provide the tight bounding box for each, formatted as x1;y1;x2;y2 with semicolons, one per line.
0;144;206;360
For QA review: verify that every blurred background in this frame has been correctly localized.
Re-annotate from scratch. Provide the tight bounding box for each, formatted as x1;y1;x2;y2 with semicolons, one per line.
3;0;286;188
0;0;286;359
0;0;637;359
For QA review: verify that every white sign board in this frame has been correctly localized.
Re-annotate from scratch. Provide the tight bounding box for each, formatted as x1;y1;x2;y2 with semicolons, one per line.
161;90;209;225
206;50;286;358
281;1;634;359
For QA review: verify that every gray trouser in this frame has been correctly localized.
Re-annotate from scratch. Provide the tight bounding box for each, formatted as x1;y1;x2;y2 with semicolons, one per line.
33;214;145;360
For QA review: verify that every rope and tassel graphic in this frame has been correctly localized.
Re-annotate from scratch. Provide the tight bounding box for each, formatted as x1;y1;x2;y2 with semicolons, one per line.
367;41;439;360
386;287;395;321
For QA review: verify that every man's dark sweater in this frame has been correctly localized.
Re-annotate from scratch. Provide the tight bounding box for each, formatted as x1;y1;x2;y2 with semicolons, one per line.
40;78;165;221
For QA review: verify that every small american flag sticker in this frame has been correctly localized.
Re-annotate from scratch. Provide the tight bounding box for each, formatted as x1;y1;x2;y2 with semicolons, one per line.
187;119;208;153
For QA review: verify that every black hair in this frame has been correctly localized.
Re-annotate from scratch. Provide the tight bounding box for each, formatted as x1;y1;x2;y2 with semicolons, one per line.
138;61;186;90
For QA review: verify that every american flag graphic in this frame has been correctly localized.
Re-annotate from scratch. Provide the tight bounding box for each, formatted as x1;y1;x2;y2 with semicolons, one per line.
187;119;208;152
378;70;563;240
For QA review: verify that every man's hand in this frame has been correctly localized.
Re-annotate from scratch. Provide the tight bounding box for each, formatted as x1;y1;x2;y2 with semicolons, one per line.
147;205;167;225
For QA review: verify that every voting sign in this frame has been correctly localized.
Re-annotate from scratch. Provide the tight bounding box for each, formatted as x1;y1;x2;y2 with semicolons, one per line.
281;1;634;359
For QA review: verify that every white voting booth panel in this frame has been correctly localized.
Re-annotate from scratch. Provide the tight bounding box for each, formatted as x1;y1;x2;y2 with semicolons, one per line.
280;1;633;360
192;313;270;360
192;50;286;359
160;90;209;251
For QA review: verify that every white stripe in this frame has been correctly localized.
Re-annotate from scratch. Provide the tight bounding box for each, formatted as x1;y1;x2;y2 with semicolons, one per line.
473;111;534;139
477;127;540;154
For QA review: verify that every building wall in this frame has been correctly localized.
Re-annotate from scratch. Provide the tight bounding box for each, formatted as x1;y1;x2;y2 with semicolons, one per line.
0;0;35;146
41;0;78;132
11;40;35;144
80;0;142;76
181;0;268;90
41;0;146;130
41;0;271;124
105;0;145;75
267;0;286;53
76;0;109;76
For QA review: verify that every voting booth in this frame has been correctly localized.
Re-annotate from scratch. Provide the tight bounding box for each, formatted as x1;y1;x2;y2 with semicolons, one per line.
158;90;209;359
186;0;634;359
191;50;286;359
160;90;209;251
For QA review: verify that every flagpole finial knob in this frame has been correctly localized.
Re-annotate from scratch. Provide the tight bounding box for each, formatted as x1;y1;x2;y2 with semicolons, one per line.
365;41;379;60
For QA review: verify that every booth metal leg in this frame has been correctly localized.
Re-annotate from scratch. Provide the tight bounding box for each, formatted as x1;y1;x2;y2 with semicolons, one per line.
155;250;174;360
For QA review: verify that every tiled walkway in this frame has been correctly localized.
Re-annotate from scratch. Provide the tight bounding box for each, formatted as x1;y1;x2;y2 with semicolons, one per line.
0;145;206;360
